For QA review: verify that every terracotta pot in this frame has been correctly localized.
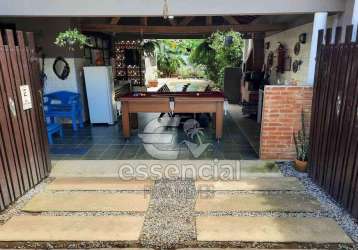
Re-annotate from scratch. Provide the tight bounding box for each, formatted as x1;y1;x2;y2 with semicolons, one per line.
294;159;308;172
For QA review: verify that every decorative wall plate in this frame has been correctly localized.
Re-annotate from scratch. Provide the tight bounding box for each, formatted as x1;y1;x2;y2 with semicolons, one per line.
294;42;301;55
292;60;303;73
267;51;274;68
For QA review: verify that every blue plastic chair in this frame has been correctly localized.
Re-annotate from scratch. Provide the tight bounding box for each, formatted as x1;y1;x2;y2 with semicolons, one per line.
47;123;63;144
44;91;83;131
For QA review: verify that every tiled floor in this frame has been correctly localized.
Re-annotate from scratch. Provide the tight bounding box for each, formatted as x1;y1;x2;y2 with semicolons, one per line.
49;107;260;160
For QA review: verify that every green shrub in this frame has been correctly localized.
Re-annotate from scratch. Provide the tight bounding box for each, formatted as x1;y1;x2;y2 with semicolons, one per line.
190;31;244;89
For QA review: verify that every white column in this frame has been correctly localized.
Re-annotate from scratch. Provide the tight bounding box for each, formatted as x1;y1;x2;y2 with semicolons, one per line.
352;0;358;41
307;12;328;85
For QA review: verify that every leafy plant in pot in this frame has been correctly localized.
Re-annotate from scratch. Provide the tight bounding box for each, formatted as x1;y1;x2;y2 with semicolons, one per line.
293;111;309;172
54;28;92;51
141;40;159;57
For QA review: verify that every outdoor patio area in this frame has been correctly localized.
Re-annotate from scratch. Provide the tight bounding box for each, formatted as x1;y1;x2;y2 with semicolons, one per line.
0;160;355;249
49;105;260;160
1;0;358;248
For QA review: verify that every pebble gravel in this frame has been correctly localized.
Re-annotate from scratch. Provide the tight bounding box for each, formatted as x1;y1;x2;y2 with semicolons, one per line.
278;161;358;247
0;178;53;223
139;178;196;249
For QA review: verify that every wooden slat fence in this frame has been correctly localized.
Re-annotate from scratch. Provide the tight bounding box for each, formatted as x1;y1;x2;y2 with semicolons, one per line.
309;25;358;219
0;29;50;210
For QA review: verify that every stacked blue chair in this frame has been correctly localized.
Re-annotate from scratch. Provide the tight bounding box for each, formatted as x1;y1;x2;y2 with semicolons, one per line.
47;123;63;144
44;91;83;131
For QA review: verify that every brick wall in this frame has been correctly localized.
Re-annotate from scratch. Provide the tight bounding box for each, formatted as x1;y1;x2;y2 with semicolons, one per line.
260;85;313;160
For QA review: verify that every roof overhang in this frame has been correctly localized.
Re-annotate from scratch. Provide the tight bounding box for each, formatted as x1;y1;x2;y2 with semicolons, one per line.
81;24;288;35
0;0;346;17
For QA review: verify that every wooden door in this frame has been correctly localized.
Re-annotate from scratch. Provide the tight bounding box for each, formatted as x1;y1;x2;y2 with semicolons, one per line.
309;26;358;219
0;29;50;210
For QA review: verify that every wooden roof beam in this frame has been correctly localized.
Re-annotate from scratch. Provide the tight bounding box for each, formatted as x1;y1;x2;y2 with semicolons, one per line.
110;17;120;24
206;16;213;25
169;18;177;26
81;23;287;34
179;17;194;26
141;17;148;26
223;16;240;25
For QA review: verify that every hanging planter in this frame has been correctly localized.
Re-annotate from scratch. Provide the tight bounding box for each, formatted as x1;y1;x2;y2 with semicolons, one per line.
54;28;92;51
141;40;159;57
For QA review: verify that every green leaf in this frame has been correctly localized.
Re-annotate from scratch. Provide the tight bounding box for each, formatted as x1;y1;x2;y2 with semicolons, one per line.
54;28;91;50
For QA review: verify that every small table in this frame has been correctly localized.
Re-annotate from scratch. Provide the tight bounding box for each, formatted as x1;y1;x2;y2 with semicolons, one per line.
119;92;225;140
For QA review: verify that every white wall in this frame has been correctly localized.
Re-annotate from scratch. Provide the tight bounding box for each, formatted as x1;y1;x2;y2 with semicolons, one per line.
264;16;334;85
44;58;78;94
44;58;88;122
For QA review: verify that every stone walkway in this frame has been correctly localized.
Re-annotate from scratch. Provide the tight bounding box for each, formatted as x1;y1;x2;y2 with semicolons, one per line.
0;160;353;249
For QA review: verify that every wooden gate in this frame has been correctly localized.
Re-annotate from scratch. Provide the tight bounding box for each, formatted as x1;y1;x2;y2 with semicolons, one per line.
309;25;358;219
0;29;50;210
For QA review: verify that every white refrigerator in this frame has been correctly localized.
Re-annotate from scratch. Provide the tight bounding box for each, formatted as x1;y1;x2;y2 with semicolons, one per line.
83;66;117;125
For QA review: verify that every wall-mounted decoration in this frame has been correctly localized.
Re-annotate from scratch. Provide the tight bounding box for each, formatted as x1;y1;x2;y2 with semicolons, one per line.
294;42;301;55
265;42;270;50
53;56;70;80
284;56;292;71
267;51;274;68
276;43;286;74
299;33;307;44
292;60;303;73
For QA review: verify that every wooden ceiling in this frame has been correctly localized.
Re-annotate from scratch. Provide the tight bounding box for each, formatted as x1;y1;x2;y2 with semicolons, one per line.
81;16;287;37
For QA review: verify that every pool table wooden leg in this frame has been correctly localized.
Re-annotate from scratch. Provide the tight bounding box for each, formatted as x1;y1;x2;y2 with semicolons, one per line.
121;102;130;138
215;102;223;140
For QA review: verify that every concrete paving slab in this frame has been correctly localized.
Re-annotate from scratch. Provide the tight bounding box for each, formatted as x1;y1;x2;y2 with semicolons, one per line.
195;177;304;191
49;160;240;179
240;160;282;176
195;193;320;212
196;216;353;244
50;160;282;180
240;172;283;178
47;178;153;191
22;192;149;212
0;216;144;241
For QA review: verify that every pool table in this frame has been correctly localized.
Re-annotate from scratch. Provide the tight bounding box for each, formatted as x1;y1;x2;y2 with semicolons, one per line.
119;92;225;140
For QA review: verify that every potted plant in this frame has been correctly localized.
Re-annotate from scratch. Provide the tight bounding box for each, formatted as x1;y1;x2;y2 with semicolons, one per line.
141;40;159;57
54;28;92;50
293;111;309;172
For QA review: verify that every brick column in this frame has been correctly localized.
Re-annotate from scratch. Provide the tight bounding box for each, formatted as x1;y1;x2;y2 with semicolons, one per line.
260;85;313;160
